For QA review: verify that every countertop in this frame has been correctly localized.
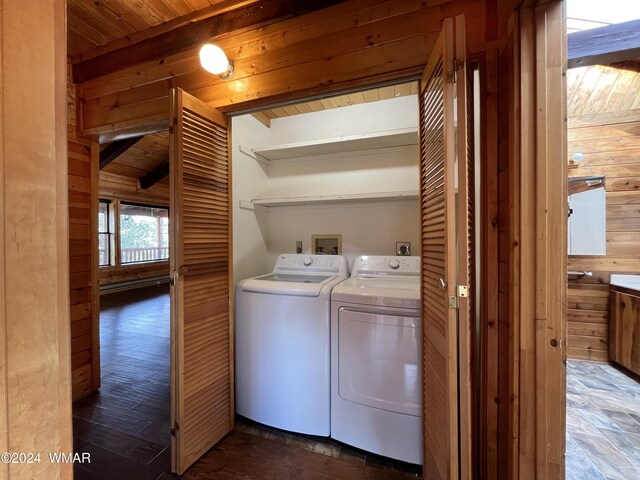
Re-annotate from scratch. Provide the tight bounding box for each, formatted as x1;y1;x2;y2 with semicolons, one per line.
610;274;640;294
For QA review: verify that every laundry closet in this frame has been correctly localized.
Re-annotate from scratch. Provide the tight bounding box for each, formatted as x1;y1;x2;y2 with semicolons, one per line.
230;85;423;465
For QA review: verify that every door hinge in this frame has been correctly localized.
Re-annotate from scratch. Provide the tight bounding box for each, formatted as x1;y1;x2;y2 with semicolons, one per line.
446;58;464;84
448;296;458;309
171;423;179;436
169;270;179;286
169;118;178;134
457;285;469;298
446;69;456;84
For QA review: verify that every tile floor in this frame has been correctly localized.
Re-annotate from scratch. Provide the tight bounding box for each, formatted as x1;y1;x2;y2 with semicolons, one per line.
566;360;640;480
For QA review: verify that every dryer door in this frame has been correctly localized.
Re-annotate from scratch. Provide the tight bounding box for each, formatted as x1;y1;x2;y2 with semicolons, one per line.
337;308;421;416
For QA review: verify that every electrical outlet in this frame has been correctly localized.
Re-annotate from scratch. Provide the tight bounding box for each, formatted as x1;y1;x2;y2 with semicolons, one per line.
296;240;303;254
396;242;411;256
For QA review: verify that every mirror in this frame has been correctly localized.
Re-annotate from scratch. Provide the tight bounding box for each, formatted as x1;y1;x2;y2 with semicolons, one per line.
568;176;606;256
311;234;342;255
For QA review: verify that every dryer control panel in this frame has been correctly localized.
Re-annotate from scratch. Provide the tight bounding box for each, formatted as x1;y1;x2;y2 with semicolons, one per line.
351;255;420;277
275;254;349;276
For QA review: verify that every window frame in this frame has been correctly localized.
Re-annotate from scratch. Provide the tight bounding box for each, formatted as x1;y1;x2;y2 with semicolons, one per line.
117;201;170;265
98;199;113;267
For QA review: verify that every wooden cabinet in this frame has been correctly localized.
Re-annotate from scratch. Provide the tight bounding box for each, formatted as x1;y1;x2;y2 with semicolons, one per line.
610;288;640;375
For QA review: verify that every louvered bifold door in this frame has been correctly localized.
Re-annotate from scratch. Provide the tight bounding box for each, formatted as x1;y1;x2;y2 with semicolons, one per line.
169;88;233;474
419;17;458;480
454;14;475;480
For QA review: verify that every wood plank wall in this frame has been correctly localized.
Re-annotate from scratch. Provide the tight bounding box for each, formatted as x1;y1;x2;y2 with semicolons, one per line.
68;73;100;400
0;1;74;475
495;3;566;478
99;171;169;205
496;13;517;478
98;171;170;287
567;63;640;362
75;0;487;138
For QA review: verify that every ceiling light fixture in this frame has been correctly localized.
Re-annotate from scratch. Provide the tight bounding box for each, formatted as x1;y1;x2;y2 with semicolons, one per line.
199;43;234;80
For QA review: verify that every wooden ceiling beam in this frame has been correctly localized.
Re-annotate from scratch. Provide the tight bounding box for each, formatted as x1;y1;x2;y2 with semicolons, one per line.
140;159;170;190
251;112;272;128
99;136;143;170
72;0;345;84
569;19;640;69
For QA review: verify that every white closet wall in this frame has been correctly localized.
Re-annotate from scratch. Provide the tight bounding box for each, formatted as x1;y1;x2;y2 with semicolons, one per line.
231;115;270;282
267;200;420;268
232;95;420;278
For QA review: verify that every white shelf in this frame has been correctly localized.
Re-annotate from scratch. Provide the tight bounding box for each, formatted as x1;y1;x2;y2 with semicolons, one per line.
240;190;419;209
250;127;418;162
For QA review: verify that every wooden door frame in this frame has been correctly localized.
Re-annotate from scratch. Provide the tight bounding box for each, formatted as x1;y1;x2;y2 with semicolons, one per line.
88;67;501;476
500;1;567;479
466;50;500;480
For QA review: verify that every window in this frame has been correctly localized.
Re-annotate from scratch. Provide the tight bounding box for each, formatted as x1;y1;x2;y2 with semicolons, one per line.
119;203;169;264
98;200;111;267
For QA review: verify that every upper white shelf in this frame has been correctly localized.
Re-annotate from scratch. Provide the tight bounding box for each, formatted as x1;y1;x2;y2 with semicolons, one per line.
241;190;419;209
250;127;418;161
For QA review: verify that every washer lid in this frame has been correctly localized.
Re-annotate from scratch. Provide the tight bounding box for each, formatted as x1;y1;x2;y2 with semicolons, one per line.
331;276;420;308
240;273;339;297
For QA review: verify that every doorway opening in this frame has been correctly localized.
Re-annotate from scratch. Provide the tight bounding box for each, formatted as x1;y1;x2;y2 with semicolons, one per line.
72;134;173;479
230;80;425;477
565;1;640;478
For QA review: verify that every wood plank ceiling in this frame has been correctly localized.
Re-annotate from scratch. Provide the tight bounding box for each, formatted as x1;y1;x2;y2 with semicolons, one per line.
101;132;169;184
67;0;257;60
254;81;419;125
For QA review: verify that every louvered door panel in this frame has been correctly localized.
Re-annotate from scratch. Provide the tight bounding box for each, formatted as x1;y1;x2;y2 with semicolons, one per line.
420;18;458;480
170;88;233;474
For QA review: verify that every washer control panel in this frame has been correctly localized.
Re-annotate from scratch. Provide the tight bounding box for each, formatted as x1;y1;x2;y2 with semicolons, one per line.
352;255;420;276
275;254;349;275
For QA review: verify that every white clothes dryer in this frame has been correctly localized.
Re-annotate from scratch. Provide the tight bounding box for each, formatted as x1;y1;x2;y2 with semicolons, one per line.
235;254;348;436
331;255;422;464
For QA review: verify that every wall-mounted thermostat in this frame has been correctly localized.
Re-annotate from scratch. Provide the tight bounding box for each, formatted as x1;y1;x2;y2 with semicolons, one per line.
396;242;411;256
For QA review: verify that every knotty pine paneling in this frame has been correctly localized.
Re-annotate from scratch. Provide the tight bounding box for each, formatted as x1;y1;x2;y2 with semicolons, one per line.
68;72;99;400
99;262;169;288
67;0;248;59
99;170;169;205
567;63;640;362
102;131;169;180
76;0;487;137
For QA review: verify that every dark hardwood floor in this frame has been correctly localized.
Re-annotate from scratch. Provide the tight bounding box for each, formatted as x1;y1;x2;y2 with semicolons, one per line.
74;285;172;480
73;285;422;480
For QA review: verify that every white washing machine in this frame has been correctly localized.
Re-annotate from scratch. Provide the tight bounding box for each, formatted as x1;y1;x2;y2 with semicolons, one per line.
331;255;422;464
235;254;348;436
